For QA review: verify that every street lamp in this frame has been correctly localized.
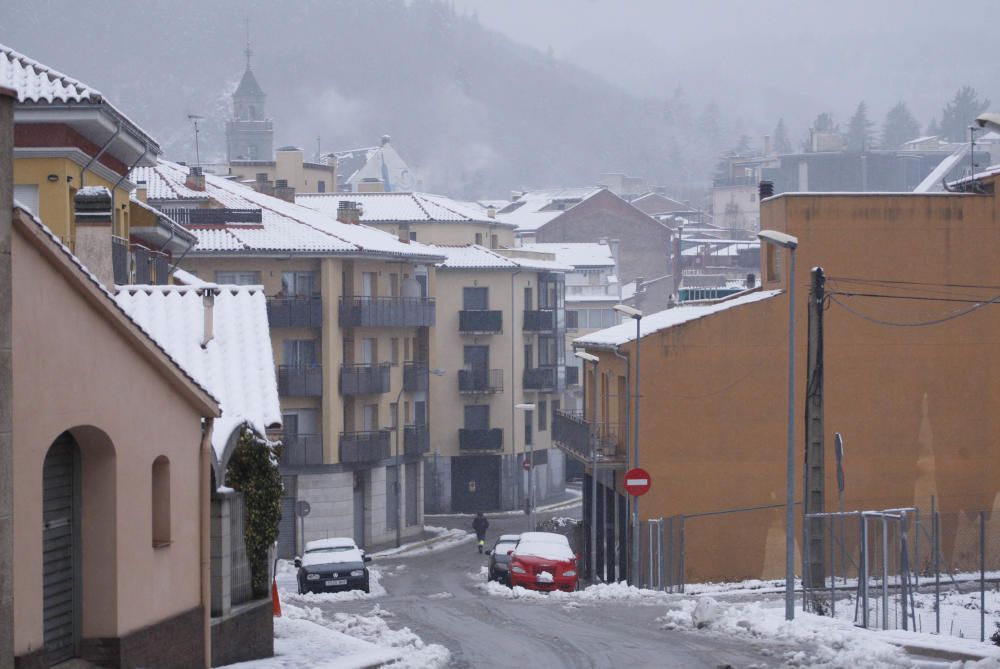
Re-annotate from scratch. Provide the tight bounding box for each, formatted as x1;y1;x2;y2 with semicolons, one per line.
515;403;536;530
394;366;446;548
758;228;799;621
613;303;642;586
575;350;600;581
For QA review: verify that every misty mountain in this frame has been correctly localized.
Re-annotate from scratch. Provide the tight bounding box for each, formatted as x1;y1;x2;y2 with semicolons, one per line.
1;0;738;200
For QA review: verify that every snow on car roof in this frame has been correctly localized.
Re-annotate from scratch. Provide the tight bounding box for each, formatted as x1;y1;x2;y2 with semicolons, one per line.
306;537;358;551
514;532;575;561
519;532;570;545
497;534;521;542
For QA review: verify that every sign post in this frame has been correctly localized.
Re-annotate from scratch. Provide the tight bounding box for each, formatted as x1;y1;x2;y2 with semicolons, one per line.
296;500;311;557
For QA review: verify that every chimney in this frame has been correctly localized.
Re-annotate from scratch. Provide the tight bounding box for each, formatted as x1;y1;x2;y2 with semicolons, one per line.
746;272;756;289
73;186;115;286
358;177;384;193
763;134;772;155
135;180;148;203
397;222;411;244
185;165;205;191
200;288;218;348
759;180;774;200
672;227;683;298
274;179;296;203
253;172;274;196
337;200;361;225
380;134;391;146
487;205;496;219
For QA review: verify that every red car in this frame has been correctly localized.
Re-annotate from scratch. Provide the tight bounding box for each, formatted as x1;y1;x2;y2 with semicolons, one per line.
507;531;580;592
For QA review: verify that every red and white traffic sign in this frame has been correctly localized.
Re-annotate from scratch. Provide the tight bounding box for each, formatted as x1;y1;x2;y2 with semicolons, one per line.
624;468;651;496
522;459;532;471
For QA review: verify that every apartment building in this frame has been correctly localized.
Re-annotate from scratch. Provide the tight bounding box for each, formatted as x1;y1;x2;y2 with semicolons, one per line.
133;160;445;555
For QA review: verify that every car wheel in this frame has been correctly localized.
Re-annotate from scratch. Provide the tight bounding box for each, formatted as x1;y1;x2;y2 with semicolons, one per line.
362;579;370;594
297;581;305;595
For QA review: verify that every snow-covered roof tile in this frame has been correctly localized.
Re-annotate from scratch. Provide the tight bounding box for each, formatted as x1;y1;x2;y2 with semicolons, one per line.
519;242;615;267
296;191;513;227
114;285;282;467
432;245;571;272
575;290;782;348
496;187;605;232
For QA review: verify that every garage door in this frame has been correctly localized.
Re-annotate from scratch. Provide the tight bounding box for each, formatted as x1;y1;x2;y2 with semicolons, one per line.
43;433;79;664
450;454;500;513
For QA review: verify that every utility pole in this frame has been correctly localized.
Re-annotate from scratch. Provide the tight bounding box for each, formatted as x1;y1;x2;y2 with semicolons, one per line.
0;84;16;669
804;267;826;602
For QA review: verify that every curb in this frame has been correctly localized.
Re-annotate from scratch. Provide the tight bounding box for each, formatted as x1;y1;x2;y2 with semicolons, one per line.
898;643;995;663
372;530;471;558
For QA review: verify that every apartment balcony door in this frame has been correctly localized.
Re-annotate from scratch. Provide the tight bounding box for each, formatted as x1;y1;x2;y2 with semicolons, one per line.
362;272;376;298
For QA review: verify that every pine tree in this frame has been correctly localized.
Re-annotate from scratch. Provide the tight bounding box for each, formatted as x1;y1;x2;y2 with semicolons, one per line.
926;118;941;137
813;112;836;132
773;118;792;154
846;102;875;151
881;102;921;149
938;86;990;141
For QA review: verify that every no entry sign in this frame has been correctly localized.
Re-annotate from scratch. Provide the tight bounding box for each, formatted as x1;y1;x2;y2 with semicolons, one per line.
522;459;532;471
624;468;651;496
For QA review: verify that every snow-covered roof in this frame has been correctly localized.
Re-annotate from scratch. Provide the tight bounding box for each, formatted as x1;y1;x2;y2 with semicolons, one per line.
134;165;211;201
576;289;781;349
171;267;212;287
432;244;572;272
296;191;514;227
518;242;615;268
682;242;756;258
114;284;281;475
496;187;605;232
134;161;444;262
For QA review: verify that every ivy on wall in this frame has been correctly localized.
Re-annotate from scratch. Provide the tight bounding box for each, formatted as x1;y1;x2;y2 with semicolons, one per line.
226;428;283;597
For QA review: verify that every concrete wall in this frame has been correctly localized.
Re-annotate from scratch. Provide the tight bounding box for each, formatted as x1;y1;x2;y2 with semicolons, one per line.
297;471;354;543
368;221;516;249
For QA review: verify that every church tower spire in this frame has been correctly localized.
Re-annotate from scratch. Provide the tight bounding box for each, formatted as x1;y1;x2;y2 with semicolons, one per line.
225;22;273;162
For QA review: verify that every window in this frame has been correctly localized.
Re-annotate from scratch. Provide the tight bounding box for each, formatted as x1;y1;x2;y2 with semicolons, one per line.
524;410;534;446
491;234;498;249
463;286;488;310
475;232;483;245
566;310;579;330
283;339;317;365
361;338;377;364
152;456;171;547
390;338;400;366
13;184;39;217
282;271;319;297
538;400;547;431
362;404;379;431
551;399;561;422
765;244;783;283
523;343;533;370
361;272;377;298
404;337;411;362
389;273;399;297
390;403;398;428
216;271;261;285
524;287;533;310
317;180;326;193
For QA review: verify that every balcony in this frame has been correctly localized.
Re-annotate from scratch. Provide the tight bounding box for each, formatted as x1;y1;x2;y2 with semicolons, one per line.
552;410;625;463
277;365;323;396
340;430;391;464
339;296;436;328
267;297;323;328
523;309;554;331
132;244;169;285
523;366;556;391
403;362;429;392
458;428;503;451
565;365;579;386
459;310;502;334
112;235;129;285
404;424;430;456
340;363;390;395
458;368;503;394
279;434;323;467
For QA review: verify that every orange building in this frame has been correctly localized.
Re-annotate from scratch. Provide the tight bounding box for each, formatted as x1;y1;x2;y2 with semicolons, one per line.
568;180;1000;583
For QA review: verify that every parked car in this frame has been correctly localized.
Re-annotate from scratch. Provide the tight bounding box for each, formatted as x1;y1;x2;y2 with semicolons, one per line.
507;531;580;592
294;537;372;594
485;534;520;585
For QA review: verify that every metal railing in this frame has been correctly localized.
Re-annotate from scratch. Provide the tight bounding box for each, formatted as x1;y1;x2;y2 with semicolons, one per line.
523;366;556;390
131;244;169;285
458;428;503;451
229;492;254;606
338;296;436;328
403;362;429;391
277;364;323;396
160;207;262;226
403;424;430;456
279;433;324;467
523;309;555;331
112;235;129;284
459;309;502;334
552;410;624;462
267;296;323;328
339;430;391;463
458;368;503;394
339;363;390;395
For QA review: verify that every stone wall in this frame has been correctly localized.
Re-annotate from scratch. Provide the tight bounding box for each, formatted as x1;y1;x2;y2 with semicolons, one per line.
210;598;273;667
80;606;205;669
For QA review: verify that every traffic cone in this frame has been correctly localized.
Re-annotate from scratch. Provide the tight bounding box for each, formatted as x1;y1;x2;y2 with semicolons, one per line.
271;579;282;617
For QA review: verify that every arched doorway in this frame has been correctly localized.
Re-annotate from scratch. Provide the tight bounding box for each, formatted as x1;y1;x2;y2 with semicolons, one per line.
42;432;81;664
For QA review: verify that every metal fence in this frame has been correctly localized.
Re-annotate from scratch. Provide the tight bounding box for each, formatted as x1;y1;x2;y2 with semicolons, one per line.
229;492;254;606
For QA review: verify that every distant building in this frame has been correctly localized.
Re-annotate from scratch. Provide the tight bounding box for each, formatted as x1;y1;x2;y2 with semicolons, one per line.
331;136;418;193
225;49;273;162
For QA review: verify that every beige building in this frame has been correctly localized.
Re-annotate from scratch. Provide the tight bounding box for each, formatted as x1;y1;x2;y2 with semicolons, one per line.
135;160;444;554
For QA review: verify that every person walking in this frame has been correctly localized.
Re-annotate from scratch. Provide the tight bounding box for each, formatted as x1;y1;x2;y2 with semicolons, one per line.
472;511;490;553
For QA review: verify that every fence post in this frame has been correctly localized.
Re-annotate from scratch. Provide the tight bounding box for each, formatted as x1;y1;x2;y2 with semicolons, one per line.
900;514;909;631
881;514;889;630
657;519;664;591
913;508;920;589
933;509;940;635
648;521;653;588
861;515;869;629
666;516;674;593
829;515;835;618
679;515;686;594
980;510;985;643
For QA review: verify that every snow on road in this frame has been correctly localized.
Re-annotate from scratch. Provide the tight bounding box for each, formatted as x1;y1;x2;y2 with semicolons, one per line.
371;526;475;558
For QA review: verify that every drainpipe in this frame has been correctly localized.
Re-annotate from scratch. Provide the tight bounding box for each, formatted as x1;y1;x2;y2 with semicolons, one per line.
80;121;121;189
611;346;630;583
199;418;215;669
509;269;521;511
0;85;15;669
108;144;150;240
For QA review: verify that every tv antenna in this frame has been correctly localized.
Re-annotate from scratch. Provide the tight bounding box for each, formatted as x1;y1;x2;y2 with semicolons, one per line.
188;114;204;167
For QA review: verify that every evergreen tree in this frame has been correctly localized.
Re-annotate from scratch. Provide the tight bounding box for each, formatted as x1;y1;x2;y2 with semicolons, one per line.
773;118;792;154
938;86;990;141
881;102;921;149
846;101;875;151
813;112;836;132
926;117;941;137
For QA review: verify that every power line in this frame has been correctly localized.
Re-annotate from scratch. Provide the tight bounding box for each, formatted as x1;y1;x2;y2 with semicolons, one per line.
826;276;1000;291
827;292;1000;328
829;290;993;305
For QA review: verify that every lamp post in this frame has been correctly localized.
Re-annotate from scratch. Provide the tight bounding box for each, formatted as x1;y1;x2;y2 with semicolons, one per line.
394;366;445;548
758;229;799;621
575;350;600;581
514;403;536;530
613;303;643;586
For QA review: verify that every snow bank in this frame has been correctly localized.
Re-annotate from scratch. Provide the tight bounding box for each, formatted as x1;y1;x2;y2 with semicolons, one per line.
324;605;450;669
371;526;474;558
479;579;669;604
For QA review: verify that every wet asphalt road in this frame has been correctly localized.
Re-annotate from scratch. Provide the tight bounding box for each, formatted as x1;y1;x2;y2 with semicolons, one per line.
311;499;797;669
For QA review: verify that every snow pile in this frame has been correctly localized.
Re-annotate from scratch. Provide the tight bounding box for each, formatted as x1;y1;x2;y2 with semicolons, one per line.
372;526;474;558
479;579;668;604
325;606;450;669
660;597;914;668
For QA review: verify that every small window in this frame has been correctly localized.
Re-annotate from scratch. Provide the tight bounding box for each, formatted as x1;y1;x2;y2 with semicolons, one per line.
409;231;417;241
538;400;547;431
491;234;498;249
390;338;400;366
765;244;783;283
216;271;261;285
152;456;171;548
317;180;326;193
475;232;483;245
524;411;534;446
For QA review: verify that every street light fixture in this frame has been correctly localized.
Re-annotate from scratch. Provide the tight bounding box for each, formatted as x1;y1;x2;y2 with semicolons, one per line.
575;349;600;581
515;403;536;530
394;367;446;548
613;303;643;585
758;228;799;621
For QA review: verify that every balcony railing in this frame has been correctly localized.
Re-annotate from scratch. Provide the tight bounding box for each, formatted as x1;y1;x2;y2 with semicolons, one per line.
523;366;556;391
459;310;502;334
132;244;169;285
458;368;503;394
523;309;555;331
340;430;391;464
458;428;503;451
160;207;263;226
338;296;436;328
112;235;129;285
403;362;429;392
552;410;625;462
565;365;580;386
277;364;323;396
404;424;430;456
267;297;323;328
279;433;323;467
340;363;391;395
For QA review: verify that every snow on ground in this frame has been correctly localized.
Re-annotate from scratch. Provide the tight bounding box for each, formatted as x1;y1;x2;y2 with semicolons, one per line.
371;526;474;558
275;559;387;603
222;600;449;669
477;578;671;604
